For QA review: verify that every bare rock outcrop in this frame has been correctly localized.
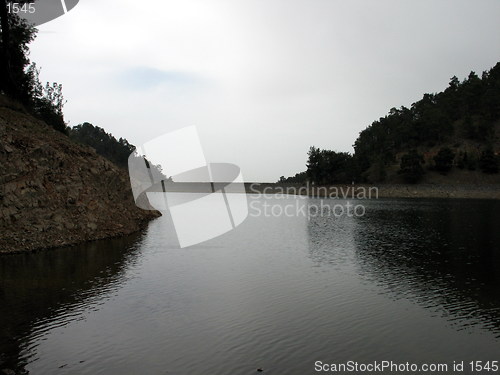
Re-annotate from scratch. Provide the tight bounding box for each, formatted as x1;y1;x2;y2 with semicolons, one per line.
0;96;159;253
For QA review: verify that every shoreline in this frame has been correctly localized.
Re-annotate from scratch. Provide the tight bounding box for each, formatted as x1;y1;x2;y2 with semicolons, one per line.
127;182;500;200
0;219;157;256
2;183;498;256
368;184;500;200
244;183;500;200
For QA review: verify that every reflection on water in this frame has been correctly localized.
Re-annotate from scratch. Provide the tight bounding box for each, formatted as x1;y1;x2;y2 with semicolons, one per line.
0;233;145;372
352;200;500;334
307;198;500;363
1;198;500;374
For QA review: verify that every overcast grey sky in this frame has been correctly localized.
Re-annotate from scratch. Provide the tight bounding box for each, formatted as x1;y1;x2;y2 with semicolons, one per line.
30;0;500;181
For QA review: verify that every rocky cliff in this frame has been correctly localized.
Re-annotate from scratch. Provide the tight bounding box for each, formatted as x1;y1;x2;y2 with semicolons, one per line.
0;96;160;253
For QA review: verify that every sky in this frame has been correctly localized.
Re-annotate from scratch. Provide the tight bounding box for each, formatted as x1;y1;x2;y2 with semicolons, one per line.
30;0;500;182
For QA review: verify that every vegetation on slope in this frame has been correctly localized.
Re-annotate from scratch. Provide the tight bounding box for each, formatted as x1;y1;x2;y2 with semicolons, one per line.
68;123;136;169
1;8;162;175
0;9;66;133
280;63;500;184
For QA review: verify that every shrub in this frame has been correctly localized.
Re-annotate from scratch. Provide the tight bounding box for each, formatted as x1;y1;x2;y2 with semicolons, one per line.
479;148;499;174
399;150;425;183
433;147;455;174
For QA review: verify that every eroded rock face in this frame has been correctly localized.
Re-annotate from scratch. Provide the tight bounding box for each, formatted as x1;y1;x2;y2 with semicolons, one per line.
0;96;160;253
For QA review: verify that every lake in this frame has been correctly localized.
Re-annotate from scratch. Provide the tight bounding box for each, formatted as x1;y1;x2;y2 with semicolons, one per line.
1;197;500;374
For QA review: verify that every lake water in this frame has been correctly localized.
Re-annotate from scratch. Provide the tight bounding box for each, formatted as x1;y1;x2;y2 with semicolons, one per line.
1;197;500;374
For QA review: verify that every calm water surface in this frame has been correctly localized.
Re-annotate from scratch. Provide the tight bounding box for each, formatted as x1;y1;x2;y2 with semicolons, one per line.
1;197;500;374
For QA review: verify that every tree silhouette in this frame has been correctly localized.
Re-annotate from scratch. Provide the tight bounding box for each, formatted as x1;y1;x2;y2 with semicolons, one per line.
399;150;425;183
479;148;499;174
1;1;67;132
0;1;36;101
433;147;455;175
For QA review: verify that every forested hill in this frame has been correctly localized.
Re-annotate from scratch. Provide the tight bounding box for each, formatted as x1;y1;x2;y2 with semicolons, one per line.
281;62;500;184
353;62;500;183
68;123;167;179
68;123;135;169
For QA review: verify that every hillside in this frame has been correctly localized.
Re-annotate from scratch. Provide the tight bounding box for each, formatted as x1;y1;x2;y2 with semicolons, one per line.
0;96;160;253
68;122;135;169
282;63;500;185
353;63;500;183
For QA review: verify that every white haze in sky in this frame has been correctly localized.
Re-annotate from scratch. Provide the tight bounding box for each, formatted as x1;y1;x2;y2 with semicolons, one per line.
30;0;500;181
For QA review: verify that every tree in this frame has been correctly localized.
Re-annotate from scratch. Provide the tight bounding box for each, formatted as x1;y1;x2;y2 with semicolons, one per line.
351;63;500;180
0;2;36;101
306;146;322;183
479;148;499;174
69;123;135;168
461;116;475;139
1;3;67;132
306;146;354;184
320;150;352;184
26;63;67;132
399;150;425;183
457;151;466;169
433;147;455;174
277;171;307;184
